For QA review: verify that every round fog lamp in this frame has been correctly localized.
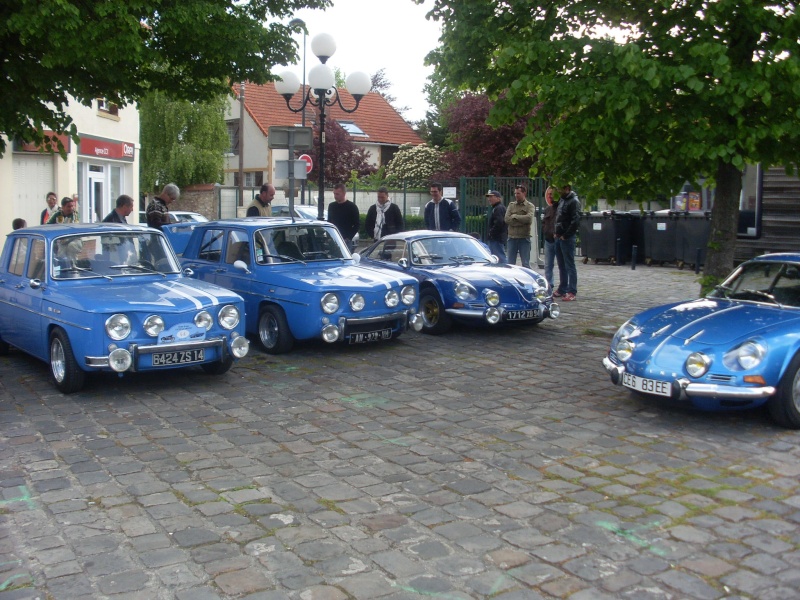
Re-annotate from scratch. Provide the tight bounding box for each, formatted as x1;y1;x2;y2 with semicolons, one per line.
322;324;340;343
108;348;132;372
485;307;501;324
231;334;249;358
548;303;560;319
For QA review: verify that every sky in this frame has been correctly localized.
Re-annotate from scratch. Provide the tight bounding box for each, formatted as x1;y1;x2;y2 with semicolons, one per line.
283;0;441;123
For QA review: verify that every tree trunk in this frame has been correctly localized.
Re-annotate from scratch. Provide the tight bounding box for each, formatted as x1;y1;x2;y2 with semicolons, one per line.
703;160;742;288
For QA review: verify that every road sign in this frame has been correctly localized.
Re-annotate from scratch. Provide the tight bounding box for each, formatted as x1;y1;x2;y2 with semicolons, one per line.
267;126;313;150
299;154;313;174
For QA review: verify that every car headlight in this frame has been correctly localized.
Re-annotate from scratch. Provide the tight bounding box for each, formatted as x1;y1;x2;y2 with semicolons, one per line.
401;285;416;306
143;315;165;337
686;352;712;378
484;290;500;306
105;314;131;341
535;287;547;302
350;294;366;311
485;307;501;324
218;305;240;330
455;282;476;301
723;340;766;371
615;338;635;362
385;290;399;308
321;293;339;314
194;310;213;330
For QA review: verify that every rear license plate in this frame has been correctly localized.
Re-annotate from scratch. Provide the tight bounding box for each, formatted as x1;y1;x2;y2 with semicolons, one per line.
350;329;392;344
151;349;205;366
506;309;539;320
622;371;672;397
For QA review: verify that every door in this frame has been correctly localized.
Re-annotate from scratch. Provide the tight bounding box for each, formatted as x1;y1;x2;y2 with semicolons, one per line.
87;165;106;223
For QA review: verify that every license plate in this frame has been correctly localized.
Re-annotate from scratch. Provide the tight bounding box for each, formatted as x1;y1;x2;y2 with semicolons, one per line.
622;371;672;397
151;349;205;366
506;309;539;320
350;329;392;344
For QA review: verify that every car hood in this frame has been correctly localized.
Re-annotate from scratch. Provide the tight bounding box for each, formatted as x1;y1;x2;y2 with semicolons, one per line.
272;263;416;291
634;298;800;345
53;279;241;313
419;264;542;289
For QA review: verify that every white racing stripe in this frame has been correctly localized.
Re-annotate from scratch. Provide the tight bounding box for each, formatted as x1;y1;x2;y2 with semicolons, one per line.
153;281;221;309
339;266;407;290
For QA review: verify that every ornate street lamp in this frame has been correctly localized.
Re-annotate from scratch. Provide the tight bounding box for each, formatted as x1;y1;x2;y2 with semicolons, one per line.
275;33;371;220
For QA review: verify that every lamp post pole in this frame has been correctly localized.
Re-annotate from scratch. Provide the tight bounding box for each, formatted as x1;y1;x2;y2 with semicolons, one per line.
275;33;371;221
288;18;307;205
238;82;245;208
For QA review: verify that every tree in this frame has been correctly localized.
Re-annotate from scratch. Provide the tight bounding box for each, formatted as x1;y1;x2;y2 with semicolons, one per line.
425;0;800;284
309;117;375;187
1;0;328;157
371;68;410;116
441;94;533;178
384;143;447;187
139;91;230;192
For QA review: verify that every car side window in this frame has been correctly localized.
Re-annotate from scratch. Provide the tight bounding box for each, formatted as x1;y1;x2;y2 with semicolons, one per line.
198;229;224;262
8;238;29;276
27;239;45;279
225;230;250;265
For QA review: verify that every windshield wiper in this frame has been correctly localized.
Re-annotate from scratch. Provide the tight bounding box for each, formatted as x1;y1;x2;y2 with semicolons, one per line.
450;255;477;264
58;265;113;281
259;253;306;264
110;264;166;278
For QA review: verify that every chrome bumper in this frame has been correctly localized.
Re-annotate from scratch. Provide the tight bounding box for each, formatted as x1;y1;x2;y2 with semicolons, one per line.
86;336;227;370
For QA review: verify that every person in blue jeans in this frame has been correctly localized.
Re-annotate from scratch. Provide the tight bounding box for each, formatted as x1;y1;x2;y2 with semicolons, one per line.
554;184;581;301
541;186;559;291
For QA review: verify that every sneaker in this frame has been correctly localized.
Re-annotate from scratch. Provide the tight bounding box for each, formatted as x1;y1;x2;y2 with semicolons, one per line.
553;290;564;298
562;293;576;301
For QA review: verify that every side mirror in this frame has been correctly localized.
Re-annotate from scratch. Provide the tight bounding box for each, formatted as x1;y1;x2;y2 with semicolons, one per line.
233;260;251;274
182;267;194;277
398;258;409;269
351;253;361;265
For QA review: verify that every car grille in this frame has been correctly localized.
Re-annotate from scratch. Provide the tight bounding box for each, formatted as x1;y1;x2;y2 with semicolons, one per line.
707;373;734;383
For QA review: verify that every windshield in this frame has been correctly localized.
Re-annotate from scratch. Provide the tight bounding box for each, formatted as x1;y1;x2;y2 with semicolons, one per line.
410;236;492;266
710;261;800;308
253;225;348;264
51;232;179;279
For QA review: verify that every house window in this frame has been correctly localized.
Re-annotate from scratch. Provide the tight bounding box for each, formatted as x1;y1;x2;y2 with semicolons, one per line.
337;121;367;137
226;120;240;155
97;99;119;116
233;172;264;188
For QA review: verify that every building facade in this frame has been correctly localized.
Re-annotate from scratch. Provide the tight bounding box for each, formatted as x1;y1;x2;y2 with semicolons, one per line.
0;99;140;232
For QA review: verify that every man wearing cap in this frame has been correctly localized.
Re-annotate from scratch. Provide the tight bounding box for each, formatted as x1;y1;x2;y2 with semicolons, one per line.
47;197;79;224
485;190;508;263
504;184;535;268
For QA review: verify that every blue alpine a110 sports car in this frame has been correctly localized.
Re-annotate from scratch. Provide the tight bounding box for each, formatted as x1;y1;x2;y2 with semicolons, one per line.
603;253;800;428
0;224;249;393
359;231;558;334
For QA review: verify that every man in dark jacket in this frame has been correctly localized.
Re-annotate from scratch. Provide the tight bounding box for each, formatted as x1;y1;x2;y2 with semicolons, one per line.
328;183;360;251
103;195;135;223
365;186;404;240
423;182;461;231
554;184;581;301
485;190;508;263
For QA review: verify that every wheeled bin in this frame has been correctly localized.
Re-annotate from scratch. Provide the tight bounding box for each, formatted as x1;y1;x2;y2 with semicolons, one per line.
579;211;634;265
637;210;678;266
674;211;712;269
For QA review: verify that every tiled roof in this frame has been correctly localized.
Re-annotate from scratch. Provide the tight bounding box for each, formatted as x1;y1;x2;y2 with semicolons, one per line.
233;82;424;147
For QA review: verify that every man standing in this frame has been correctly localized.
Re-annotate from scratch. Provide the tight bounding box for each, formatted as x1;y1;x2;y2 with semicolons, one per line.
103;195;135;223
504;184;535;268
246;183;275;216
146;183;180;229
365;186;404;240
485;190;508;263
41;192;58;225
554;184;581;301
327;183;360;250
423;182;461;231
72;193;80;221
541;186;560;291
47;197;79;224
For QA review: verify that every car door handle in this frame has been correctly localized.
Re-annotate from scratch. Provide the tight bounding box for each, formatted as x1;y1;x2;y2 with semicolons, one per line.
214;268;226;273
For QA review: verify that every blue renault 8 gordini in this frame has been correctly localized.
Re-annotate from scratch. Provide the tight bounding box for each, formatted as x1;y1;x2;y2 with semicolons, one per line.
0;224;249;393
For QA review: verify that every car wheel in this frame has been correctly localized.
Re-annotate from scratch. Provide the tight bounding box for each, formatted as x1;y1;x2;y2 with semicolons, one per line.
49;328;86;394
767;353;800;429
419;291;452;335
201;355;234;375
258;305;294;354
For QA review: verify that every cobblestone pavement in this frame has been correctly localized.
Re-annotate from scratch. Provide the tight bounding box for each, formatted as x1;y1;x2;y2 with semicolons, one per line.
2;261;800;600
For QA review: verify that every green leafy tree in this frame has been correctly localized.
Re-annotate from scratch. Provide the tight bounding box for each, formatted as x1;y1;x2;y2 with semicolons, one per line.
425;0;800;283
1;0;328;156
384;143;447;187
140;91;229;191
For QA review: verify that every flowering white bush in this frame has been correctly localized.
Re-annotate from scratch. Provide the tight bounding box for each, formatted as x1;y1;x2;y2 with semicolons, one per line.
385;144;447;187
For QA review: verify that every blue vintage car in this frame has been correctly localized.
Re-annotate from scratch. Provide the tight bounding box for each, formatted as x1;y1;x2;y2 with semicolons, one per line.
0;224;249;393
164;218;422;354
603;253;800;428
359;231;559;334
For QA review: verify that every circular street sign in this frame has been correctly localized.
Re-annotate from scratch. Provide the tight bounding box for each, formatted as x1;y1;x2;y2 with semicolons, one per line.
299;154;313;174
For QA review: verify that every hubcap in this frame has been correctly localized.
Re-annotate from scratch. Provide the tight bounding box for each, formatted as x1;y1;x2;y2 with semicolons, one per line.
422;300;439;327
51;338;66;383
792;369;800;412
259;314;278;348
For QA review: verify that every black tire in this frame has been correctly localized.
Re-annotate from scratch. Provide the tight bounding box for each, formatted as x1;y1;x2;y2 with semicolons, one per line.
419;291;452;335
0;337;9;356
201;355;234;375
767;353;800;429
49;328;86;393
258;305;294;354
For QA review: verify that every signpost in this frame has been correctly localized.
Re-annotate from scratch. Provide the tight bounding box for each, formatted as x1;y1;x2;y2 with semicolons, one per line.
299;154;313;175
269;126;314;217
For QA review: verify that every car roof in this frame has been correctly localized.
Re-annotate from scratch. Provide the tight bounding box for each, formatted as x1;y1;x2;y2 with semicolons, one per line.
377;231;474;242
7;223;149;240
188;217;330;229
749;253;800;264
